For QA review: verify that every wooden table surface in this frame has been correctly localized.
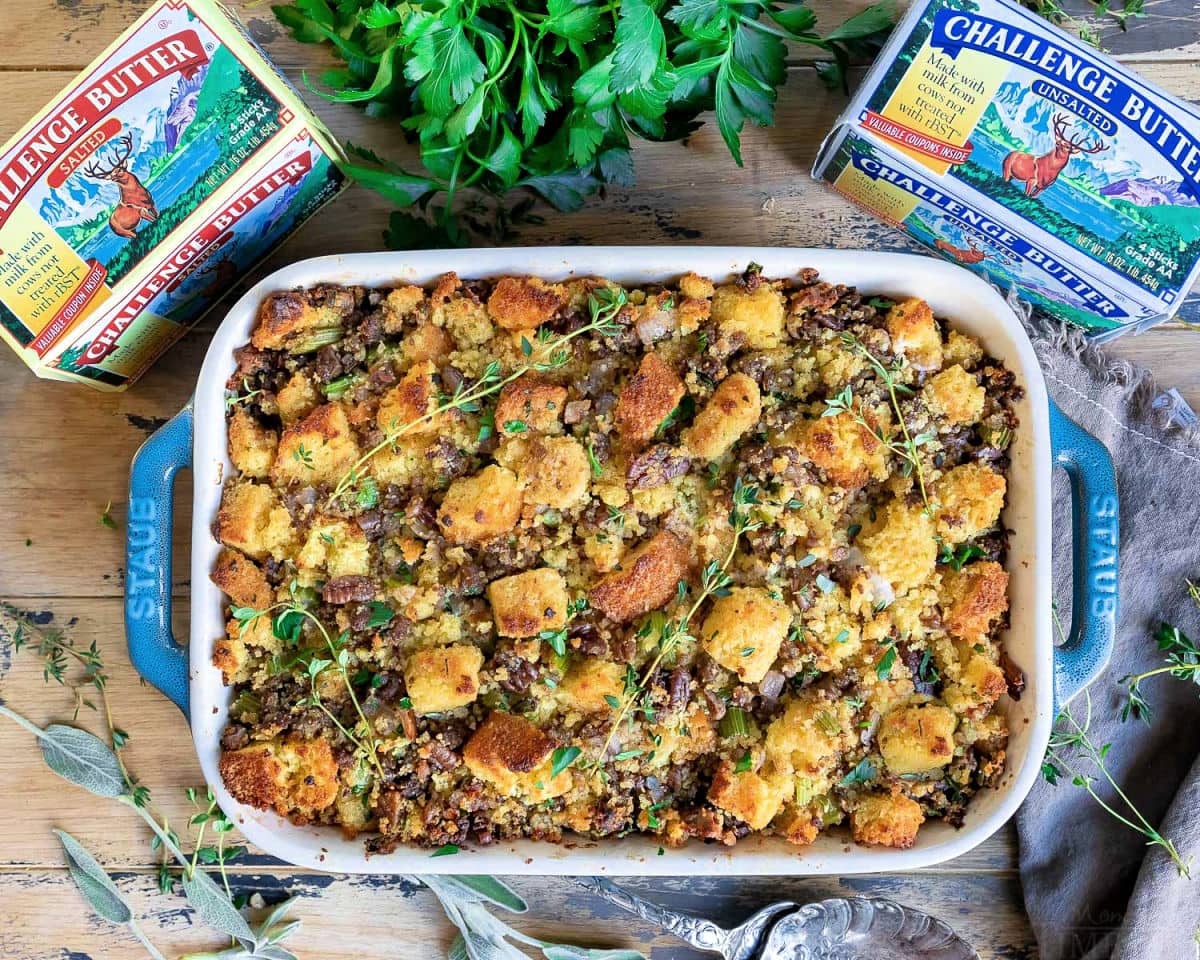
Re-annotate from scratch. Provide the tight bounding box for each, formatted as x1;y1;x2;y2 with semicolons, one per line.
1;0;1198;956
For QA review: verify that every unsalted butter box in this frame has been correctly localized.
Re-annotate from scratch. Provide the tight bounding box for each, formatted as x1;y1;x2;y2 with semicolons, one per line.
814;0;1200;340
0;0;346;389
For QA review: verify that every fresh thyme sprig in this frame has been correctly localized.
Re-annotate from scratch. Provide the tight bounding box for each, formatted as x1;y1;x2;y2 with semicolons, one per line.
589;476;762;774
1042;690;1191;879
1121;580;1200;724
1;603;136;783
328;287;627;508
834;332;934;511
234;592;386;779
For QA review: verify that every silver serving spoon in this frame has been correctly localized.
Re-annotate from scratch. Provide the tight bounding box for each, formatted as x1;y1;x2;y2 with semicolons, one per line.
573;877;980;960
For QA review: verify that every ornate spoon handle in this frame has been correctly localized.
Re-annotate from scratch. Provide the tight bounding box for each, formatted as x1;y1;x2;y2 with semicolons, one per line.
572;876;733;957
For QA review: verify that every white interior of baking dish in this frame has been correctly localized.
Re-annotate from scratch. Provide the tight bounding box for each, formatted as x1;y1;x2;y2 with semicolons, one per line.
190;247;1053;875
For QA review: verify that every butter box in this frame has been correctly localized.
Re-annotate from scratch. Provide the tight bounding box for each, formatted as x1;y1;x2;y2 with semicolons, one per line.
814;0;1200;339
0;0;346;389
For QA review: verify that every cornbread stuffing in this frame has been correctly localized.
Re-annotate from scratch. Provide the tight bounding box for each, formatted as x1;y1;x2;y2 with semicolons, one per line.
213;266;1021;855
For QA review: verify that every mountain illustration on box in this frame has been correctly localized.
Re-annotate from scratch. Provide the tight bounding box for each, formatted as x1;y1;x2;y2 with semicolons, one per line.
29;45;285;285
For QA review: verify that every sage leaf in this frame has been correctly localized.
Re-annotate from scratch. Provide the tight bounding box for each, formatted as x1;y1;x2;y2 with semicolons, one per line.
449;935;470;960
183;868;255;945
542;949;647;960
443;876;527;913
56;829;132;924
41;723;126;796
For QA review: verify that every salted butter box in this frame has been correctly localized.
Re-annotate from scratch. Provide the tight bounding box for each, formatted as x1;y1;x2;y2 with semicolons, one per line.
814;0;1200;339
0;0;346;390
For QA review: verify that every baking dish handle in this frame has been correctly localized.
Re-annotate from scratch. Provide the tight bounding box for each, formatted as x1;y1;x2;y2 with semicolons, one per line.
125;403;193;717
1049;399;1118;709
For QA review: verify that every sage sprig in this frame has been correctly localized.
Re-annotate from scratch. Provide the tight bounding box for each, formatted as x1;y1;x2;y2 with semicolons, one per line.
57;829;168;960
416;875;646;960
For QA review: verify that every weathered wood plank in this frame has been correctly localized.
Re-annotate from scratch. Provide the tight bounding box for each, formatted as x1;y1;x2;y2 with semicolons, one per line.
0;595;1023;873
3;0;1198;71
0;869;1037;959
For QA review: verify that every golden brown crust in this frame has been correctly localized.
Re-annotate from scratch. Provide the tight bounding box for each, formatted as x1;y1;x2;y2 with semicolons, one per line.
251;285;356;352
219;737;338;822
376;360;441;437
271;403;360;487
494;375;568;435
488;568;569;637
886;296;943;371
614;352;686;449
437;465;523;543
941;561;1010;639
404;644;484;714
850;792;925;848
878;701;957;775
682;373;761;460
589;530;689;623
707;761;784;831
487;277;563;331
464;711;553;775
210;548;274;610
792;409;887;489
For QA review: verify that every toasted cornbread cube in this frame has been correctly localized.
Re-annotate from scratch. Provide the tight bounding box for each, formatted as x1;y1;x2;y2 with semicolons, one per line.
296;518;370;578
776;807;820;847
213;612;275;684
589;530;689;624
701;587;791;683
650;705;718;765
276;371;320;423
400;322;451;365
858;500;937;595
462;711;571;801
558;659;626;714
850;792;925;848
215;482;295;561
433;287;494;348
878;701;957;775
923;365;985;425
682;373;761;460
438;465;523;543
376;360;441;437
488;568;569;637
382;285;428;334
765;697;850;776
495;375;567;435
946;654;1008;717
943;330;984;370
710;281;785;349
614;353;686;449
499;435;591;509
404;644;484;714
678;272;715;299
228;408;278;479
487;277;564;331
941;561;1009;639
792;410;888;489
272;403;360;487
220;736;339;822
708;760;784;830
886;297;942;372
210;548;274;610
933;464;1006;545
252;285;356;353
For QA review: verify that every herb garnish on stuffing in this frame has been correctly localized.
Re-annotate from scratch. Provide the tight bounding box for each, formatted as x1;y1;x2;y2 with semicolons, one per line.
212;265;1022;854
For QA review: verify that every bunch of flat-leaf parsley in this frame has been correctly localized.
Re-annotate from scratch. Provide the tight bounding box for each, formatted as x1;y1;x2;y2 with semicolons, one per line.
274;0;896;245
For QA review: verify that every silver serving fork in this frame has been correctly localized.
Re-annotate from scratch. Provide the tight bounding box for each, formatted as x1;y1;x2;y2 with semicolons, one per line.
574;877;980;960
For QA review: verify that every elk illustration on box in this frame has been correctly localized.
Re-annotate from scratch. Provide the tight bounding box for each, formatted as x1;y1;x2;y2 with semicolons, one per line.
934;237;988;264
1000;114;1108;199
83;133;159;239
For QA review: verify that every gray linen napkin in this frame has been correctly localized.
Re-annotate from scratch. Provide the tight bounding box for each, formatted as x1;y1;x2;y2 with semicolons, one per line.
1016;317;1200;960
